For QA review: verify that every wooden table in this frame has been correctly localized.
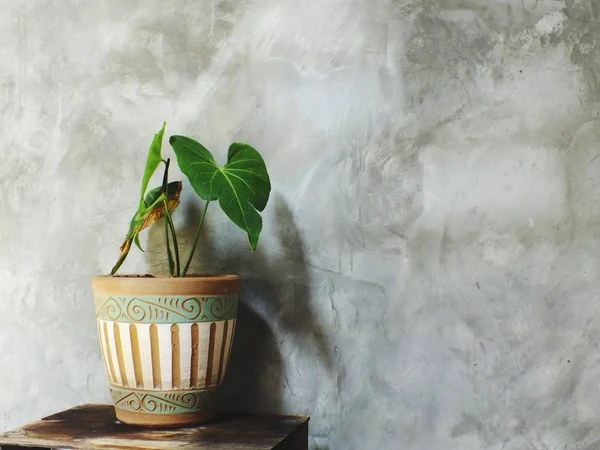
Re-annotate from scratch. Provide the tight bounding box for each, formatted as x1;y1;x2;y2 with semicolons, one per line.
0;404;309;449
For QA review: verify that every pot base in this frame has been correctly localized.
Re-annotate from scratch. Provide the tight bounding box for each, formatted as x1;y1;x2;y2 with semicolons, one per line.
115;408;218;428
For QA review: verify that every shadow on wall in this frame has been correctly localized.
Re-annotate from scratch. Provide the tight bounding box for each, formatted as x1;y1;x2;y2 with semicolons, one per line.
222;196;336;415
147;195;336;416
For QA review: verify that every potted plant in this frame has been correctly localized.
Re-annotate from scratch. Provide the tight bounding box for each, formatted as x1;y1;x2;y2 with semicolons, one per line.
92;123;271;427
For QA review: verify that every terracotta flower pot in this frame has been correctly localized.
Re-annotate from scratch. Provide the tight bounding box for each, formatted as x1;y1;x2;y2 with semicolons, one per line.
92;275;239;427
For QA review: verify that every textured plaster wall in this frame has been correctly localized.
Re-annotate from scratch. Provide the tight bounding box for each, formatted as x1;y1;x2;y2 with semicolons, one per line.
2;0;600;449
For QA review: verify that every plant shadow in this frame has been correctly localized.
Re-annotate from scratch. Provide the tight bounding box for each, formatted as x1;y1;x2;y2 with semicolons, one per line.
145;194;336;426
186;194;335;416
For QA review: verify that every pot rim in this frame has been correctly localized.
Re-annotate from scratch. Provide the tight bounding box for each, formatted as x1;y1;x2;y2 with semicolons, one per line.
92;274;240;296
94;274;239;280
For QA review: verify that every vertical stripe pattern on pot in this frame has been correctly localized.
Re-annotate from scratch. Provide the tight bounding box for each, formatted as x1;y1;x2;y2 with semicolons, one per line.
97;319;236;390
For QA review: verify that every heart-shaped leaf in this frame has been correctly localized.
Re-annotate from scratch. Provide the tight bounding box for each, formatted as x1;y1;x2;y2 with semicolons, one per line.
170;136;271;249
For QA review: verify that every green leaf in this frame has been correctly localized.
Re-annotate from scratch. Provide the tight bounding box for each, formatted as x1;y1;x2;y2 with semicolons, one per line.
111;123;172;275
170;136;271;250
134;233;144;252
139;122;166;208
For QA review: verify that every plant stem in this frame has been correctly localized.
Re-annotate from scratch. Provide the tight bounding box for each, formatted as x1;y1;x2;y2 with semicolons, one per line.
164;199;180;276
161;158;170;192
181;201;211;277
161;158;176;276
165;211;175;276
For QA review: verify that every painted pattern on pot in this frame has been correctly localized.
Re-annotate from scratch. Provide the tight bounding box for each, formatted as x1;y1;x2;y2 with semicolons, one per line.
110;386;219;414
94;289;238;418
95;295;238;323
97;318;236;390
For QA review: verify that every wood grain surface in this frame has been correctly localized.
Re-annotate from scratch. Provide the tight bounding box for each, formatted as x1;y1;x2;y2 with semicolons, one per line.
0;404;309;449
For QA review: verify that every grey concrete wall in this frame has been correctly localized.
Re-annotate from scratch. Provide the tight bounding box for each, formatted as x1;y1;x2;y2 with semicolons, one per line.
2;0;600;448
